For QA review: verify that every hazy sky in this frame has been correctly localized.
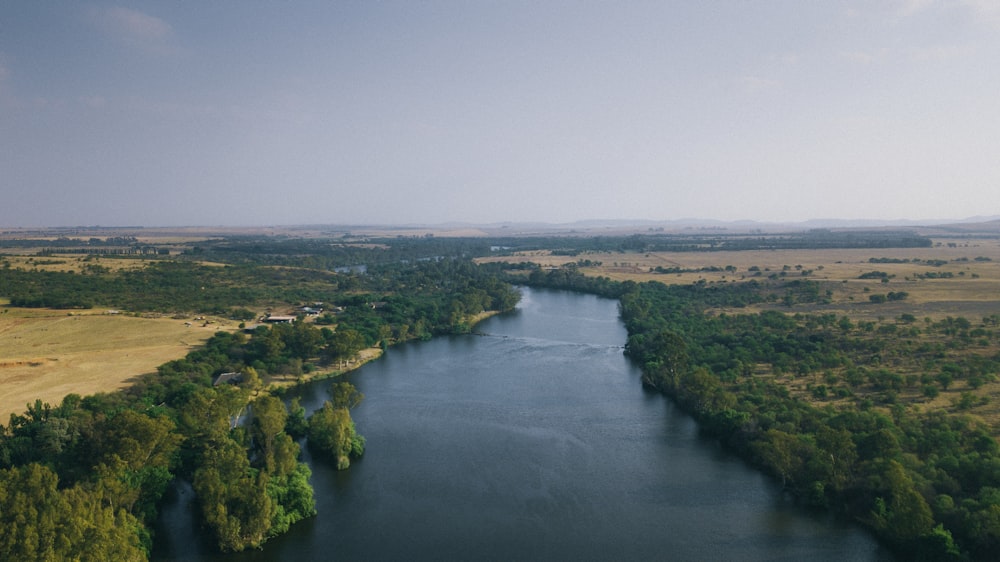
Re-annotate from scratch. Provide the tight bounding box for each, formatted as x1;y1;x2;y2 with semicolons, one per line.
2;1;999;227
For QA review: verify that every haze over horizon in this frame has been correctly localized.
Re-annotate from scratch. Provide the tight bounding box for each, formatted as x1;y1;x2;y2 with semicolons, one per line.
3;2;999;228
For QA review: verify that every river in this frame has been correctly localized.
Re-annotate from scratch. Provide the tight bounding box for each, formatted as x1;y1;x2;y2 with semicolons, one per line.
153;287;893;561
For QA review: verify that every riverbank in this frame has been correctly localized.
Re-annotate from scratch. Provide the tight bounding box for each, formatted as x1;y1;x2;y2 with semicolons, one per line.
266;347;384;391
266;310;503;392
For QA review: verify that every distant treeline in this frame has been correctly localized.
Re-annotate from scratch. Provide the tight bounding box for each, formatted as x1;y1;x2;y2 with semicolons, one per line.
492;230;933;255
2;230;933;263
626;230;933;252
0;236;142;248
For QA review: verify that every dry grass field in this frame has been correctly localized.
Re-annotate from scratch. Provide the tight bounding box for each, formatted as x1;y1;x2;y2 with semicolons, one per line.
0;255;153;273
0;308;231;421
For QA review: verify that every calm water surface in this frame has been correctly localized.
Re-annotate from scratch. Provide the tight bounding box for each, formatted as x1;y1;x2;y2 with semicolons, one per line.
154;287;893;561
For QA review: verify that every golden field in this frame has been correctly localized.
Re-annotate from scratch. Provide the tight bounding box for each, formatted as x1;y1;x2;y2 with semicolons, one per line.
0;255;152;273
0;307;230;421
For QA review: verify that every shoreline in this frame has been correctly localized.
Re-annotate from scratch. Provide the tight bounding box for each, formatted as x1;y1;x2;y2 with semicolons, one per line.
266;347;384;391
266;309;505;392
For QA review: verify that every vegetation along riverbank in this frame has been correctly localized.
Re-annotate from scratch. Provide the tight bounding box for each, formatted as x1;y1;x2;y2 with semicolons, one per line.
3;224;1000;559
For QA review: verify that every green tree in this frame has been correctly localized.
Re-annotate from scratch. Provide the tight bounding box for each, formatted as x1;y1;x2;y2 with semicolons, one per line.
308;398;365;470
250;395;288;474
870;460;934;544
193;439;275;552
0;463;146;561
331;381;365;410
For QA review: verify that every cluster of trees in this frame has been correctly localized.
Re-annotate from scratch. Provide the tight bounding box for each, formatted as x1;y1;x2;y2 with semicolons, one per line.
307;382;366;469
653;264;739;275
0;462;148;560
1;256;520;343
870;291;909;303
180;230;934;267
185;235;504;269
187;391;316;551
0;365;318;555
1;262;291;311
0;397;183;559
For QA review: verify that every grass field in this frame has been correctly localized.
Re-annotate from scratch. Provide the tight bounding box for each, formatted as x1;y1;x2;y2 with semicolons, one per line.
0;255;154;273
0;309;230;421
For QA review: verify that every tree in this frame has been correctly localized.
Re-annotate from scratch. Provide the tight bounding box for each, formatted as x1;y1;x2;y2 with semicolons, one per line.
327;329;365;364
752;429;805;488
331;381;364;410
87;410;181;521
193;438;275;552
870;460;934;544
308;396;365;470
285;397;309;439
240;366;263;395
250;396;288;474
0;463;146;561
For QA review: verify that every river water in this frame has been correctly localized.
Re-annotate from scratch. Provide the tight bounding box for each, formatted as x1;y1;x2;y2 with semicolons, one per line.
153;287;893;561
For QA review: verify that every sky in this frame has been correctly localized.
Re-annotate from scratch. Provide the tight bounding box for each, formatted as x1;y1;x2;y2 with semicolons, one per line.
2;1;999;227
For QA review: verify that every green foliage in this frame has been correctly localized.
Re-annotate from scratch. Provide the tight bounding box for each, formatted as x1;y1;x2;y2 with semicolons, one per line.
610;278;1000;560
193;439;273;552
330;381;365;410
307;386;365;470
0;463;147;561
267;463;316;536
285;397;309;439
